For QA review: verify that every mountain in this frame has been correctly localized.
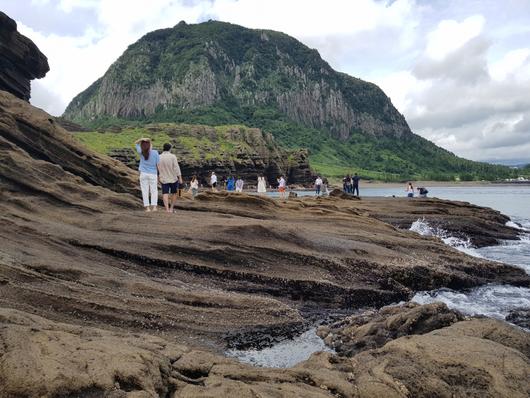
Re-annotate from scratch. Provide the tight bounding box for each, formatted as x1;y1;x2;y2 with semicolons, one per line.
64;20;516;181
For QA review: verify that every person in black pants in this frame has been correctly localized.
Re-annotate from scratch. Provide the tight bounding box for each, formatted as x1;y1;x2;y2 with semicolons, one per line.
352;173;360;196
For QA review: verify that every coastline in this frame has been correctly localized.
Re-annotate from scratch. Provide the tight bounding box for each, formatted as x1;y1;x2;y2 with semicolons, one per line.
1;91;529;397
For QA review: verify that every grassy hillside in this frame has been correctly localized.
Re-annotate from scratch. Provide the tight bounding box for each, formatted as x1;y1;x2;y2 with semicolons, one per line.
77;109;518;182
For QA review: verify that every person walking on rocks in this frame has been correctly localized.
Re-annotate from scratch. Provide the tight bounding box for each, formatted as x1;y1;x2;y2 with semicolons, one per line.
190;175;199;198
235;176;244;193
343;175;352;193
158;143;182;213
315;176;323;196
135;138;160;212
352;173;360;197
277;175;287;201
406;182;414;198
226;175;235;192
257;175;267;194
210;172;217;192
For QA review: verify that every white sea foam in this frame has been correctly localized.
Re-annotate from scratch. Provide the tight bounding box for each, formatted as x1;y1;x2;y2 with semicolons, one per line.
409;218;481;257
412;285;530;323
225;328;333;368
410;218;530;327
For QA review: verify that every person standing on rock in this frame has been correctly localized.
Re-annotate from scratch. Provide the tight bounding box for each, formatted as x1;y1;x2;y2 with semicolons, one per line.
210;172;217;192
352;173;360;197
134;138;160;212
343;175;352;193
235;176;244;193
158;143;182;213
277;175;287;201
315;176;323;196
406;182;414;198
257;175;267;194
190;175;199;198
226;175;235;192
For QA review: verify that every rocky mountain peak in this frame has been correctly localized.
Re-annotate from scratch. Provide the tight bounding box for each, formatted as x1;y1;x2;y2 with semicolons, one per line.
63;20;411;140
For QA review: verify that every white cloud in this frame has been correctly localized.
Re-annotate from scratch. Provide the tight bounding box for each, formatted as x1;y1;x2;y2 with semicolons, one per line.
489;48;530;81
425;15;485;60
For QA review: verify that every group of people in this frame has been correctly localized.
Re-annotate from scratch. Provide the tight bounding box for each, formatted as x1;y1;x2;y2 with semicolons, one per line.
342;173;361;196
135;138;293;211
209;172;288;198
208;172;248;193
406;182;429;198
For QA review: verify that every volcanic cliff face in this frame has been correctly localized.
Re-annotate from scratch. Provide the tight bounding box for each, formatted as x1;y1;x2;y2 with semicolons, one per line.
0;11;49;101
75;123;314;185
63;20;410;140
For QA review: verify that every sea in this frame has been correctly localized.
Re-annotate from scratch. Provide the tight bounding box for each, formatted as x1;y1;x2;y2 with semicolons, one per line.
227;185;530;367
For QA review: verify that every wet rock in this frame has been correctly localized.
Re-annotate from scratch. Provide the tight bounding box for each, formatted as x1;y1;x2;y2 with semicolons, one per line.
329;188;361;200
506;308;530;329
356;196;520;247
0;11;49;100
317;302;464;356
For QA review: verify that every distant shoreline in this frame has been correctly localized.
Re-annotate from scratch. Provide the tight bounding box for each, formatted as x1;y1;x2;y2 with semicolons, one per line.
358;180;530;188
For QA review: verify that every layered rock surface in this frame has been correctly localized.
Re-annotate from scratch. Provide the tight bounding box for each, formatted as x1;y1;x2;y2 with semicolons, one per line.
3;91;529;348
0;11;49;100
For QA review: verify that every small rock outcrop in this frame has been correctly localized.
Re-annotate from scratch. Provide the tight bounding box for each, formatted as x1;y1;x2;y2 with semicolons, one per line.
0;11;49;100
506;309;530;329
317;302;464;356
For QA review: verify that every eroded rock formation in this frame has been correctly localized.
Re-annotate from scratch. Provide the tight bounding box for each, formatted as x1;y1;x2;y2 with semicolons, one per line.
0;11;49;100
317;302;464;356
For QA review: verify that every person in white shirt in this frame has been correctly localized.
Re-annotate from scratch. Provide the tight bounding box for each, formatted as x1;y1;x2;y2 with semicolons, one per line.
189;175;199;198
277;175;287;200
210;172;217;192
315;176;323;195
235;177;244;192
406;182;414;198
257;175;267;194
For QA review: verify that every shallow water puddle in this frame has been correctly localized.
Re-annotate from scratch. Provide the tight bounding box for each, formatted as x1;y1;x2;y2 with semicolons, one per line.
225;328;333;368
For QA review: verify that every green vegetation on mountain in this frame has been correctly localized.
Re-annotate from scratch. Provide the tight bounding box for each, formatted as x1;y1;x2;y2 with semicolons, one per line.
64;20;518;182
73;123;314;184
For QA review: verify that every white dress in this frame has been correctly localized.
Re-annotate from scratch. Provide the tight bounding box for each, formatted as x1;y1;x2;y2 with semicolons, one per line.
257;177;267;193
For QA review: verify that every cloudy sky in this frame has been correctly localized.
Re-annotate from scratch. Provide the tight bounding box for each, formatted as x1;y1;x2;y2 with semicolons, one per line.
4;0;530;164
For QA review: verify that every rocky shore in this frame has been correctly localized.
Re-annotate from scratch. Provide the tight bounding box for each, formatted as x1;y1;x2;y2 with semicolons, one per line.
1;20;529;398
1;89;529;396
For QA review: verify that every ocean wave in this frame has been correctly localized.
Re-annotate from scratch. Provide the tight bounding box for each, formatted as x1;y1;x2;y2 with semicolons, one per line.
409;218;481;257
412;285;530;325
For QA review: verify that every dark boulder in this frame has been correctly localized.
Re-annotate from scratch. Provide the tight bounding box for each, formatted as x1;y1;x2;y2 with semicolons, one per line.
506;308;530;329
0;11;49;100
